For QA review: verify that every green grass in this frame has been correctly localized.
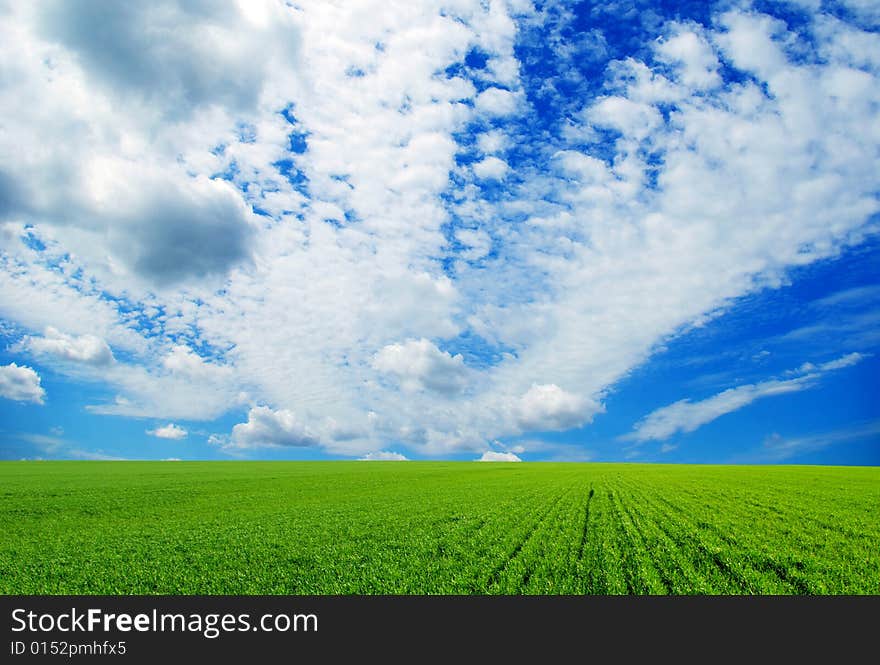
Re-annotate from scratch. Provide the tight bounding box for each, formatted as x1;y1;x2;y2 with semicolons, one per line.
1;461;878;594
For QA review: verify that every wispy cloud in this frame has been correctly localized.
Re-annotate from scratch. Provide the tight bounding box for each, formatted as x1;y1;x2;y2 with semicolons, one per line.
625;353;868;443
66;449;129;461
15;432;65;450
12;432;128;461
812;284;880;309
756;420;880;462
778;311;880;347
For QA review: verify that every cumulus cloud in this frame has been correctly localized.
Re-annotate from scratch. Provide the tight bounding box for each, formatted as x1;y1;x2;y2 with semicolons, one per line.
514;384;599;432
103;174;257;285
147;423;188;440
477;129;507;154
626;353;868;442
655;25;720;89
476;450;521;462
474;87;520;116
230;406;319;448
23;327;114;366
0;363;46;404
372;339;469;396
359;450;408;461
33;1;296;116
473;156;509;180
0;2;292;287
587;96;663;141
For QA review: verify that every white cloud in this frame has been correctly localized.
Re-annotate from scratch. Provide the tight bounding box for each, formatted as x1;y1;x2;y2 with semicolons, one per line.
474;87;520;116
0;234;149;356
147;423;188;440
472;156;509;180
162;345;233;381
514;384;600;432
477;129;507;154
0;363;45;404
817;352;865;371
628;377;814;443
587;96;662;141
23;326;114;366
372;338;469;396
627;352;868;442
359;450;408;461
655;25;720;89
81;349;242;421
715;11;790;80
207;434;229;447
476;450;521;462
229;406;319;448
552;150;611;183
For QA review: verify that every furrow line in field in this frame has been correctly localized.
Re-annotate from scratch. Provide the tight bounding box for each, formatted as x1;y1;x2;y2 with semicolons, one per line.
518;484;586;592
605;489;637;594
664;484;871;544
485;489;571;592
608;487;670;593
736;494;878;542
623;480;739;592
668;494;836;592
621;481;780;593
649;486;877;593
614;490;681;593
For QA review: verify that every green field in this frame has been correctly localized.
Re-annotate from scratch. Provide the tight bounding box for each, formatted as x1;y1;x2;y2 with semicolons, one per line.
1;461;878;594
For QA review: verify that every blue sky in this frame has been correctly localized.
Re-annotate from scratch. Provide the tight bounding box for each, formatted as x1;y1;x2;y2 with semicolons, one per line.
0;0;877;464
